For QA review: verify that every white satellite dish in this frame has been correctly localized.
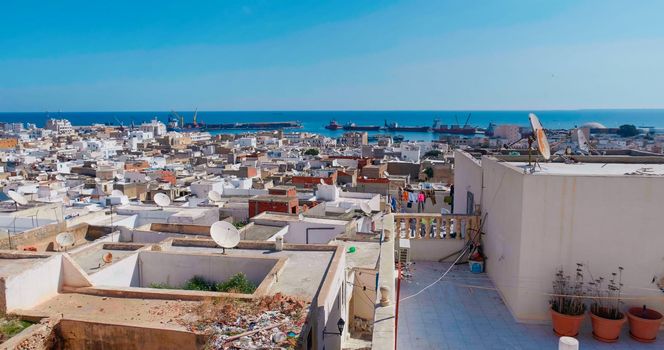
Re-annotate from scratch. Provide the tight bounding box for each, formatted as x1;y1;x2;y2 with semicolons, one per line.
120;196;129;205
154;193;171;207
111;189;124;197
528;113;551;160
360;202;372;215
210;221;240;254
577;129;590;153
7;190;28;206
320;178;325;185
55;232;75;250
55;174;65;181
208;190;222;202
114;174;124;181
94;178;101;184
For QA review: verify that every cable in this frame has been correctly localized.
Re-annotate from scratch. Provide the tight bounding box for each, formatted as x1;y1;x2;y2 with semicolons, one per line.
399;243;470;303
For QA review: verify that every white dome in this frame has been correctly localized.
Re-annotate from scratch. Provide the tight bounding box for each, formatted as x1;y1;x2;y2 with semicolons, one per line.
581;122;606;129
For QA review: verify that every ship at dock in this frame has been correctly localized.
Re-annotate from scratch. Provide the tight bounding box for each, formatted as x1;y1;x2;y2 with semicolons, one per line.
198;121;302;130
384;120;431;132
342;122;382;131
431;114;480;135
324;120;342;130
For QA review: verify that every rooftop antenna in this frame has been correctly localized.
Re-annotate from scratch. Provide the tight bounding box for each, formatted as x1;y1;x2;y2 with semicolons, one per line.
210;221;240;254
208;190;222;203
528;113;550;171
55;231;75;251
154;193;171;209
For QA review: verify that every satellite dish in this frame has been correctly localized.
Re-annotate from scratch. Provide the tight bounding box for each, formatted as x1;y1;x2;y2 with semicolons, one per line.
55;232;75;250
320;179;325;185
208;190;222;202
103;252;113;264
111;189;124;197
55;174;65;181
210;221;240;254
360;202;372;215
114;174;123;181
94;178;101;184
7;190;28;206
577;129;590;153
154;193;171;207
120;196;129;205
528;113;551;160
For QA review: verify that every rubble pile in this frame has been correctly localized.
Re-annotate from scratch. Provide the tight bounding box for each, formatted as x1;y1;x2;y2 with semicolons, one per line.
186;293;309;350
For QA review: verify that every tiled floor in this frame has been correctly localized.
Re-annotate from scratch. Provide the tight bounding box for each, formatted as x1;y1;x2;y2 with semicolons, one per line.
397;261;661;350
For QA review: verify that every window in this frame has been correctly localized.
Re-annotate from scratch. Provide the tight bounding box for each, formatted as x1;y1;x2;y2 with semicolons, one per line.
466;191;474;215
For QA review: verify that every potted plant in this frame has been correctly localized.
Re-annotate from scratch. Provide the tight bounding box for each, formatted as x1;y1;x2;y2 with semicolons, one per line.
627;305;663;343
549;264;586;336
588;266;626;343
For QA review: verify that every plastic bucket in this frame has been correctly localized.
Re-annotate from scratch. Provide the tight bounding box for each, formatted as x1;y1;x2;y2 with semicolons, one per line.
469;260;484;273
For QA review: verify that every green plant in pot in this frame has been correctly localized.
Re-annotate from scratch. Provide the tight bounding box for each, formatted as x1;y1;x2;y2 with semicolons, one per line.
588;266;626;343
549;264;586;336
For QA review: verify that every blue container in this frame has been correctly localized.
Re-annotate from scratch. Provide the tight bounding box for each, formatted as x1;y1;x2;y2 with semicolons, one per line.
469;260;484;273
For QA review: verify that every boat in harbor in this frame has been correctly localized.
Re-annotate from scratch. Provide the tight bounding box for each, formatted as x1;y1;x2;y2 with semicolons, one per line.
324;120;342;130
431;114;479;135
342;122;382;131
384;120;431;132
197;121;302;130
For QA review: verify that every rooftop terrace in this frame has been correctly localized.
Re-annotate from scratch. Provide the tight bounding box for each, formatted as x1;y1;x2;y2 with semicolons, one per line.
398;261;659;350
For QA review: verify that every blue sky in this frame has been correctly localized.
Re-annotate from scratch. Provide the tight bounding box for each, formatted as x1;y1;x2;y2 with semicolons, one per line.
1;0;663;111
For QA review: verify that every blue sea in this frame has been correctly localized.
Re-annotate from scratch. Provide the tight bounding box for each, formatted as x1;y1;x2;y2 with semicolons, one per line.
1;110;663;141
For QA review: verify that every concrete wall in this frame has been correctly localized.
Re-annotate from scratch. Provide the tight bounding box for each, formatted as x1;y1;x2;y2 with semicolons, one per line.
0;221;66;250
57;319;206;350
89;253;139;287
453;150;482;214
480;156;664;323
137;251;278;288
3;255;62;312
409;239;466;262
285;220;347;244
518;168;664;322
478;157;526;321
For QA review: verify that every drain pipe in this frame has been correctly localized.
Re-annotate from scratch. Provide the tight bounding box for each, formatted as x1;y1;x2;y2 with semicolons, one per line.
305;227;335;244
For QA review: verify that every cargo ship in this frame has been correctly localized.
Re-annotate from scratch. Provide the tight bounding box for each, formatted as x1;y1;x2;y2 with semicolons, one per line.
324;120;342;130
186;121;302;130
384;120;431;132
431;115;479;135
342;122;382;131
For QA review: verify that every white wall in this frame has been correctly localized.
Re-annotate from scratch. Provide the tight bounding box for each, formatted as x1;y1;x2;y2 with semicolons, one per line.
89;253;140;287
481;157;664;323
453;150;482;214
479;157;526;321
4;255;62;312
137;251;277;288
285;220;347;244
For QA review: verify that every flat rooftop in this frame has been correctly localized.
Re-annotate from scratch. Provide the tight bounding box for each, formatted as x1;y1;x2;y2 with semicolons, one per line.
507;162;664;176
240;224;282;241
398;261;655;350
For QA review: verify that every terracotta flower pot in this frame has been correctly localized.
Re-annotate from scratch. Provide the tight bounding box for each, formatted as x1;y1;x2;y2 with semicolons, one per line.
590;311;626;343
551;308;585;336
627;307;663;343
